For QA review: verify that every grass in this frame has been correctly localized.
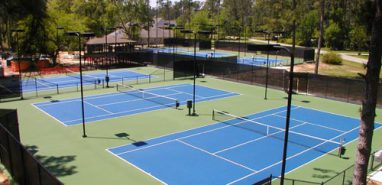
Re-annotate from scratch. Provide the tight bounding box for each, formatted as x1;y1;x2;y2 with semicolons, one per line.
293;57;381;79
0;66;381;185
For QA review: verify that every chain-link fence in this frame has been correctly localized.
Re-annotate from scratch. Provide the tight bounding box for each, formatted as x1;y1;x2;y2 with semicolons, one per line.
0;109;63;185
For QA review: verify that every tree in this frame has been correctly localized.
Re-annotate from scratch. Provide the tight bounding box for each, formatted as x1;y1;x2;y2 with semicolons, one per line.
315;0;325;74
349;24;368;54
353;0;382;184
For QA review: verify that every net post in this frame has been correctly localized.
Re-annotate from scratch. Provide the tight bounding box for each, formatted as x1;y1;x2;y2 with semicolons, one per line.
56;84;59;94
212;109;215;120
34;78;38;97
338;138;345;158
175;100;180;109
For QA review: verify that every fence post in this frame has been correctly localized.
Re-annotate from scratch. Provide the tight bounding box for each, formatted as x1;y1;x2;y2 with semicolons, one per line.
346;81;353;102
35;78;38;97
5;130;14;177
370;153;375;171
325;78;329;98
19;142;27;184
342;170;346;185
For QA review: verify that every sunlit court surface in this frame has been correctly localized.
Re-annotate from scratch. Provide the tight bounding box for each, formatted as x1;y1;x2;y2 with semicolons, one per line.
108;106;381;185
33;83;238;126
2;1;382;183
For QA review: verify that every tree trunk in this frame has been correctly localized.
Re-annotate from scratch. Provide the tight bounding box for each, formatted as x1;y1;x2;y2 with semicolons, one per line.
315;0;325;74
353;1;382;185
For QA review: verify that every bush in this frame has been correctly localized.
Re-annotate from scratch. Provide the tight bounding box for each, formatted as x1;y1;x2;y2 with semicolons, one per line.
322;52;342;65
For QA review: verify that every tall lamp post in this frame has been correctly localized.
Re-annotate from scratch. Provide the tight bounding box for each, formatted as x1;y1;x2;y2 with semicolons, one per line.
275;45;295;185
65;31;95;138
11;29;25;99
278;1;296;183
255;30;285;100
255;30;271;100
104;27;116;88
56;26;64;65
180;29;212;116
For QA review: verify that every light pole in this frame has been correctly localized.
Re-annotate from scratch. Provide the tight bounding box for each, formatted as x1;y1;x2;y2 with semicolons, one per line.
55;26;64;65
279;1;296;184
65;31;95;138
181;29;212;116
255;30;285;100
11;29;25;99
255;30;271;100
275;45;295;185
104;27;116;88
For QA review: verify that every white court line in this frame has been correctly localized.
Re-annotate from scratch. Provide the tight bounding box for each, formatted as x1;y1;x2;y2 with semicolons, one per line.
227;125;360;185
84;101;114;114
64;92;239;125
295;105;382;125
176;139;256;172
98;92;182;107
35;84;193;106
115;107;296;156
213;122;308;155
31;103;69;127
165;88;204;98
107;106;287;151
273;114;347;133
106;147;168;185
62;90;239;125
65;101;176;124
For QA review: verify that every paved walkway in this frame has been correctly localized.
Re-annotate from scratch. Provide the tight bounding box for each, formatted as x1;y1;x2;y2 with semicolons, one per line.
249;38;368;64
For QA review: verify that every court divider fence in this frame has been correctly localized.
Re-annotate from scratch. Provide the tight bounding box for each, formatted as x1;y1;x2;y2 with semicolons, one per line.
129;47;382;106
0;76;22;102
0;109;63;185
256;149;382;185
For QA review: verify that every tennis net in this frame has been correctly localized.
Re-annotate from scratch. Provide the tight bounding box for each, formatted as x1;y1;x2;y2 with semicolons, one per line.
117;84;179;108
212;109;345;156
65;69;100;83
34;78;59;89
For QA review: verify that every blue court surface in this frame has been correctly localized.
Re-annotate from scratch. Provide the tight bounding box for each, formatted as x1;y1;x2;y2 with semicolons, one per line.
108;106;382;185
33;84;238;126
22;70;150;93
147;47;236;58
238;57;287;66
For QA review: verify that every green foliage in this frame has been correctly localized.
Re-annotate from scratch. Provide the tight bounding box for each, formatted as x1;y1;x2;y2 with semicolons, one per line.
324;22;344;50
296;10;318;46
349;25;368;51
322;52;343;65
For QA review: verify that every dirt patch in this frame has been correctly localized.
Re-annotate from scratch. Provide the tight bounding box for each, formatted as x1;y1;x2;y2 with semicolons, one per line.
0;169;10;185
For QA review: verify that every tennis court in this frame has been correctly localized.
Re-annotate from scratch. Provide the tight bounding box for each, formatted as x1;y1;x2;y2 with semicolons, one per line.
108;106;382;185
147;47;236;58
22;69;150;93
238;57;287;66
33;83;238;126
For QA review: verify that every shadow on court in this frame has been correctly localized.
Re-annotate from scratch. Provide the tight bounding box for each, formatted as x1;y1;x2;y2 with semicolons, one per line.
86;132;147;147
25;145;77;177
312;167;340;180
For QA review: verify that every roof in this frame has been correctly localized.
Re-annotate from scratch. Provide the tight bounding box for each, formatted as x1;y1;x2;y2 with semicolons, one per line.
86;18;175;45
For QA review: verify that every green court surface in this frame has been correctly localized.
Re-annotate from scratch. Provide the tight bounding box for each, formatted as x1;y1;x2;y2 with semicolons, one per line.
0;66;381;185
